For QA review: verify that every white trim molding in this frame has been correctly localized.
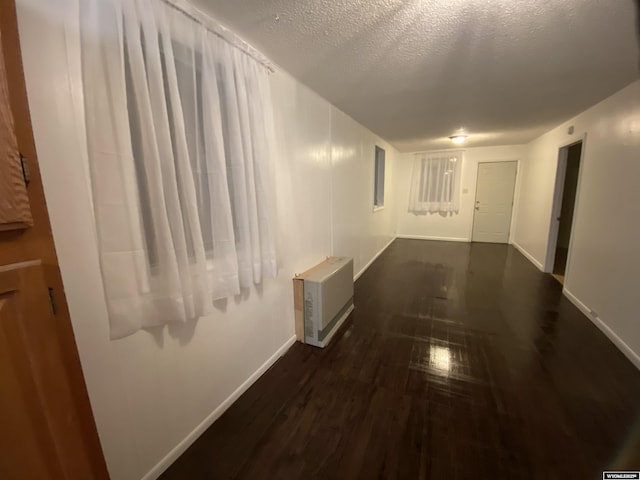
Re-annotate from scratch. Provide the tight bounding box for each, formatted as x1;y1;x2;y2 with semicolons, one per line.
354;236;397;281
396;234;469;243
512;241;544;271
563;289;640;371
142;335;297;480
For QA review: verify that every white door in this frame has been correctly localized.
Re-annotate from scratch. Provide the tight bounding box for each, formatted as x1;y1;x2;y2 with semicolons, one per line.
472;161;517;243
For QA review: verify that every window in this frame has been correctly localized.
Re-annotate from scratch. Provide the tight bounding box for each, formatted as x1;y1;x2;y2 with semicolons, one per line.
408;152;462;214
374;146;385;209
81;0;277;338
124;38;218;267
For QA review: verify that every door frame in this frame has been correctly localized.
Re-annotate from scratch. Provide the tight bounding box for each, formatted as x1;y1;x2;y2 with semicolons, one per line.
543;134;587;274
470;160;520;243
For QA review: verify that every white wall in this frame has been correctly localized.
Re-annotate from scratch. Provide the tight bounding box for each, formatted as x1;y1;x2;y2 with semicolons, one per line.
514;80;640;366
330;107;396;277
395;145;527;242
15;1;397;479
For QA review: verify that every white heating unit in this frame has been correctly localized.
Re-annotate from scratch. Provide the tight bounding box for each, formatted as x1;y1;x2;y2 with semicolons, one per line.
293;257;354;348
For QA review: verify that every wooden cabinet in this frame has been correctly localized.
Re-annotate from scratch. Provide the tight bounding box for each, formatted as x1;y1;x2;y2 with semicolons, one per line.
0;26;31;230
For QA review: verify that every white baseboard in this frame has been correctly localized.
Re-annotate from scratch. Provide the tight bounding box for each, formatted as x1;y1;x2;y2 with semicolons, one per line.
354;236;397;281
563;288;640;371
512;241;544;271
142;334;297;480
396;234;469;243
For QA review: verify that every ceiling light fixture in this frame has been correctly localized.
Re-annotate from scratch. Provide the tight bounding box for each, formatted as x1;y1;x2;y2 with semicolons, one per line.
449;135;467;144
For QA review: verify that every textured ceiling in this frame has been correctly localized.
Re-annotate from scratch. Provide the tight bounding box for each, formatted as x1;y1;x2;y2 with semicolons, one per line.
191;0;640;152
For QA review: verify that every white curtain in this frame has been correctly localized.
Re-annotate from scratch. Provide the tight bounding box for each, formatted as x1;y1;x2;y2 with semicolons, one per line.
408;152;463;214
80;0;277;339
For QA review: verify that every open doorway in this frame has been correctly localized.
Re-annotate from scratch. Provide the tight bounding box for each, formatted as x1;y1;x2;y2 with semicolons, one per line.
546;141;583;284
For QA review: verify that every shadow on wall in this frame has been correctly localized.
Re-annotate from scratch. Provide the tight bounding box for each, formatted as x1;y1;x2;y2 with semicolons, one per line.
139;282;266;348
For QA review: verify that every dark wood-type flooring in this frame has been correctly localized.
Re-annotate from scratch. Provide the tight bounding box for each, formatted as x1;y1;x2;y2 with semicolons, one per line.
161;239;640;479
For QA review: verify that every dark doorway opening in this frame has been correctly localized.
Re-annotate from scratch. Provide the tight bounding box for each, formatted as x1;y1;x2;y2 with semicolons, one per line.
552;142;582;283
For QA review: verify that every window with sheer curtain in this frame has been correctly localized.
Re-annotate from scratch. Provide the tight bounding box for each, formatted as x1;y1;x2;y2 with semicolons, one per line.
408;152;463;214
81;0;277;338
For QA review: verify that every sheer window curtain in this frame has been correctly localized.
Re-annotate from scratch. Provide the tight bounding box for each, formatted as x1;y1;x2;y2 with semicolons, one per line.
80;0;277;339
408;152;463;214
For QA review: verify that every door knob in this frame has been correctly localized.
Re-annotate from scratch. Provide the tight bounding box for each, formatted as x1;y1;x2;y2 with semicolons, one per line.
475;206;480;210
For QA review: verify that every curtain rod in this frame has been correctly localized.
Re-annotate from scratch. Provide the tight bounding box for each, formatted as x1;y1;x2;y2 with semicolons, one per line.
412;149;465;156
160;0;275;73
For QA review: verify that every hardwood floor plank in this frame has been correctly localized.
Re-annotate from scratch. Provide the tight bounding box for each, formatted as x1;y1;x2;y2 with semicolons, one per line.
160;239;640;479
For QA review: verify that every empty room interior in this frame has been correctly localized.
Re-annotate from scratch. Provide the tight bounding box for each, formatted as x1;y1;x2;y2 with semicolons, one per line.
1;0;640;479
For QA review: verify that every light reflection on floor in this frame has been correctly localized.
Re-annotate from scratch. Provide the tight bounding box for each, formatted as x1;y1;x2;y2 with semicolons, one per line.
429;344;451;373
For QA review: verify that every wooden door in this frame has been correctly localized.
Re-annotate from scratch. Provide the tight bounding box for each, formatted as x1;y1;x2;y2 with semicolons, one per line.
0;0;109;478
0;262;93;479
